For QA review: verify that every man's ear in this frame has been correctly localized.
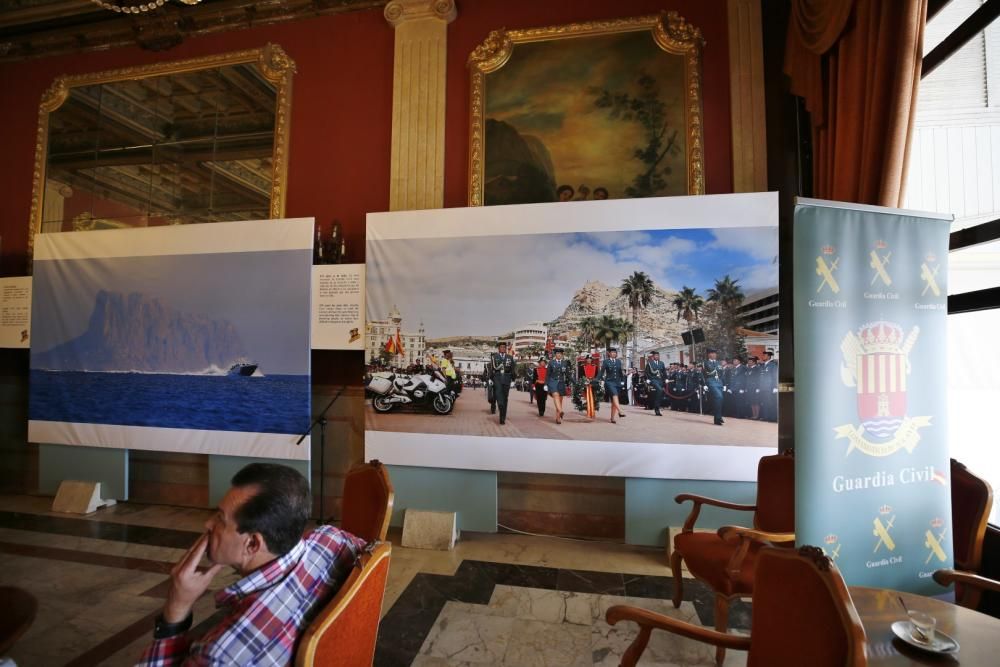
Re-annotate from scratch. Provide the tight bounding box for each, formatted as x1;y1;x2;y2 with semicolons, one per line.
246;532;265;556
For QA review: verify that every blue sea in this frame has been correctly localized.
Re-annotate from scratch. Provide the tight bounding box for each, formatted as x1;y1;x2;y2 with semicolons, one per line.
29;370;311;435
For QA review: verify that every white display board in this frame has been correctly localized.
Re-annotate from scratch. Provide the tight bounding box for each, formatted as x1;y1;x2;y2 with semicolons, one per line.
311;264;365;350
0;277;32;348
365;193;780;481
29;219;314;460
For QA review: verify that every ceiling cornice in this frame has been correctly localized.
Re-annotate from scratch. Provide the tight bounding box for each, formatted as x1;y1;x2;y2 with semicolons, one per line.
0;0;385;62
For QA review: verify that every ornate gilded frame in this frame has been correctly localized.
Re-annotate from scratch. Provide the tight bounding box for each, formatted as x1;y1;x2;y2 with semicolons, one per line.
467;12;705;206
28;43;296;263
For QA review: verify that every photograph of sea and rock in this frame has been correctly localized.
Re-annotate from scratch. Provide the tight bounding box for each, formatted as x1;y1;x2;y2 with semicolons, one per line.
29;249;310;436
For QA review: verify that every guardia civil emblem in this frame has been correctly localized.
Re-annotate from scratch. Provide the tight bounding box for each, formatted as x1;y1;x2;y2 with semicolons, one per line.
869;240;892;286
815;244;840;294
924;517;948;565
920;252;941;297
822;534;841;561
873;505;896;553
836;320;931;456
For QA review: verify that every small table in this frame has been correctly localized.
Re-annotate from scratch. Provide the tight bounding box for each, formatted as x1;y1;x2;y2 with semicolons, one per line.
850;586;1000;665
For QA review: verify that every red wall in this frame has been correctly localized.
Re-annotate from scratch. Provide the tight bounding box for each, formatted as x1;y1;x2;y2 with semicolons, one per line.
0;8;395;275
0;0;731;277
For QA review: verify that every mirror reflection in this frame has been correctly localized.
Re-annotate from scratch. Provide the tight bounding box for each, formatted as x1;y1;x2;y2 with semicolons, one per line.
38;51;290;234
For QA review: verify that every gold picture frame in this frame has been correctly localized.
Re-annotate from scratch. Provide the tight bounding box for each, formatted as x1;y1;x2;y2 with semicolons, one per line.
28;43;296;265
467;12;705;207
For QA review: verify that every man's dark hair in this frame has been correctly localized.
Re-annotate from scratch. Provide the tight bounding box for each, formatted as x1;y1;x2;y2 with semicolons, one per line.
593;187;609;198
556;184;574;197
231;463;311;556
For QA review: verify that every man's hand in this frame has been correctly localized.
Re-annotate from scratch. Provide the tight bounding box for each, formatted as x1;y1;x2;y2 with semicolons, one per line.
164;533;224;623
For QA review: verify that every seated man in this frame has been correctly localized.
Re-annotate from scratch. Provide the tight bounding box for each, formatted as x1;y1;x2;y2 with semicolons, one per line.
138;463;365;666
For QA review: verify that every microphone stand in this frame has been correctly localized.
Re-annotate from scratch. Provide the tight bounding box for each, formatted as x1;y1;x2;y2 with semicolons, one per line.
296;385;346;524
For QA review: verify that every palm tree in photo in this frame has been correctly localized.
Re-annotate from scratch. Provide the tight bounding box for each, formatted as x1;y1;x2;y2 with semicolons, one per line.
578;316;600;351
595;315;635;351
706;275;745;310
620;271;656;365
673;286;704;362
706;275;746;358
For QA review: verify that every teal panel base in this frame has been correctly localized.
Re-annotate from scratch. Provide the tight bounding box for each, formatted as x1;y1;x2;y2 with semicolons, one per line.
38;444;128;500
626;478;757;547
209;455;310;507
387;465;497;534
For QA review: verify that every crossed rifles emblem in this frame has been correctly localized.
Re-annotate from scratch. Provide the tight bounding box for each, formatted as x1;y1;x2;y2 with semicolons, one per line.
816;248;840;294
869;245;892;286
873;514;895;553
925;522;948;564
920;259;941;297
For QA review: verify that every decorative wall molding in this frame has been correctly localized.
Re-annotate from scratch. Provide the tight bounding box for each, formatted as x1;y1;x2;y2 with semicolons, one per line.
386;0;457;211
727;0;768;192
0;0;384;62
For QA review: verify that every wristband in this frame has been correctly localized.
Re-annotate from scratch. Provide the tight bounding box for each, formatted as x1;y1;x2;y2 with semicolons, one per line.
154;611;193;639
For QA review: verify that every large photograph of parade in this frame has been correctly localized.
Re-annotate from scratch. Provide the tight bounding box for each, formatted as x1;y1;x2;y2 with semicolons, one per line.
364;196;779;456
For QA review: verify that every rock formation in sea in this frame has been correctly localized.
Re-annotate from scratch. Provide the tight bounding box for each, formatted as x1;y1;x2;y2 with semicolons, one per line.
33;290;247;373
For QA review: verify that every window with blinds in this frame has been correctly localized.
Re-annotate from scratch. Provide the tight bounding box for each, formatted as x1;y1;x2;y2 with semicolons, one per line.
919;0;990;114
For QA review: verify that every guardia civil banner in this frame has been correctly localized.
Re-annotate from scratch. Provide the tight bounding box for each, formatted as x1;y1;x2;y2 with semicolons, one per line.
794;198;952;595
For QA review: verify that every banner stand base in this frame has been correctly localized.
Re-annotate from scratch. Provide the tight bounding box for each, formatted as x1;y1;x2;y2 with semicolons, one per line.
51;480;117;515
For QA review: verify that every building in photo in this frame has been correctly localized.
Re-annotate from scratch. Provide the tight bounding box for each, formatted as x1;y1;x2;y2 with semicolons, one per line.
366;305;426;367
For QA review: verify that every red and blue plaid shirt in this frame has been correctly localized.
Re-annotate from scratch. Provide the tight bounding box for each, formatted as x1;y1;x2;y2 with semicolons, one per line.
137;525;366;666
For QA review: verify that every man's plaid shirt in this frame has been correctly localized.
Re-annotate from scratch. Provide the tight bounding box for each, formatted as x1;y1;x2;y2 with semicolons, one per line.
137;525;366;666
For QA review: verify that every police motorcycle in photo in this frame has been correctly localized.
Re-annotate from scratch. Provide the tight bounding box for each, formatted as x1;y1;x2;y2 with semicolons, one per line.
366;366;456;415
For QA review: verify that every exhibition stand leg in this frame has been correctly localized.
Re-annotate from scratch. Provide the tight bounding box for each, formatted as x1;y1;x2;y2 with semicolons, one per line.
297;386;346;524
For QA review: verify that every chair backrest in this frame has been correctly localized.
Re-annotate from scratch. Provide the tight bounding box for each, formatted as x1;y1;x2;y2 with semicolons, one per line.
0;586;37;656
341;460;394;544
295;542;392;667
748;546;867;667
950;458;993;573
753;450;795;533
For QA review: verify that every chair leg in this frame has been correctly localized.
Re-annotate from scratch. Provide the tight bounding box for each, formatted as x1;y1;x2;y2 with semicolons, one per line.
670;549;684;608
620;625;651;667
714;594;730;666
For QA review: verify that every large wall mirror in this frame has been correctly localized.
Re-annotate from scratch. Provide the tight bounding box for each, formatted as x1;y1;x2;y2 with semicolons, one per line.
29;44;295;260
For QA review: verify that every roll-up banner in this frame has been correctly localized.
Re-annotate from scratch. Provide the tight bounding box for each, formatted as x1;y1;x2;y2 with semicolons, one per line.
794;198;953;594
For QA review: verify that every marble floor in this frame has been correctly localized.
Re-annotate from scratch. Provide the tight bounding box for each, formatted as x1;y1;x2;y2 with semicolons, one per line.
0;495;749;666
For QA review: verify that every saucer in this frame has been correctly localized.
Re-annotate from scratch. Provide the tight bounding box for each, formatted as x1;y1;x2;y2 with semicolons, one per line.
890;620;960;654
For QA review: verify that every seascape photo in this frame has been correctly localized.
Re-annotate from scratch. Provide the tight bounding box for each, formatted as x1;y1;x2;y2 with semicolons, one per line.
30;242;311;441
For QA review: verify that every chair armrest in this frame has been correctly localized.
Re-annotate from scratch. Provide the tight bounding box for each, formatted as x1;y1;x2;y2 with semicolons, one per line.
718;525;796;547
933;569;1000;595
606;605;751;651
674;494;757;532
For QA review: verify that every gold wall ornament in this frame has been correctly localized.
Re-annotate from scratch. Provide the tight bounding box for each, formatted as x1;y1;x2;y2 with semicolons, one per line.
467;12;706;207
27;44;295;271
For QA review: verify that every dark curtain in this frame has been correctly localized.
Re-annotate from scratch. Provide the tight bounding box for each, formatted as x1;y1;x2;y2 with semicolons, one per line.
785;0;928;207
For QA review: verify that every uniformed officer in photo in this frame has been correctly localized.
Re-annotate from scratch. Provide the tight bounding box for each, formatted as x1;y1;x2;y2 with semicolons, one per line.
599;347;627;423
644;351;666;416
546;347;570;424
762;350;779;422
703;348;725;426
488;341;516;424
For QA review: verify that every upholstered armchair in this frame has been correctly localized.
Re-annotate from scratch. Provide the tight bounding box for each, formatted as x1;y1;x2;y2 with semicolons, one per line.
934;459;993;610
670;451;794;665
340;460;395;544
608;545;867;667
295;542;392;667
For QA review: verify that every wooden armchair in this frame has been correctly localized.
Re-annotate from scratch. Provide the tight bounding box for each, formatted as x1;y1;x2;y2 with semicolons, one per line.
295;542;392;667
341;460;394;543
670;451;794;665
608;545;867;667
933;459;993;609
0;586;37;656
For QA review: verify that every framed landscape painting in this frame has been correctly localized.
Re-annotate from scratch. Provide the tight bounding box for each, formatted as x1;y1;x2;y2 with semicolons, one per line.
468;12;705;206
